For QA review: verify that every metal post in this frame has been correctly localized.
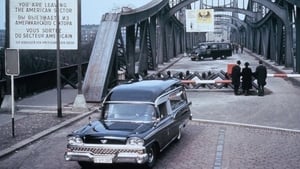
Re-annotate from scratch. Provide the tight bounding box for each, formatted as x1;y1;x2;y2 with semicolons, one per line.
11;75;15;137
5;0;10;94
77;0;82;94
296;7;300;73
56;0;62;117
184;23;187;56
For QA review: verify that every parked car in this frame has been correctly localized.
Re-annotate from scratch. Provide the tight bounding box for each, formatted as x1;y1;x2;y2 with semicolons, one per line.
65;79;192;168
190;42;232;61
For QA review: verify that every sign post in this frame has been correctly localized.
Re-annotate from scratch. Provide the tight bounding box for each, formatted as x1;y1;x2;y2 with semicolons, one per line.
5;49;20;137
56;0;62;118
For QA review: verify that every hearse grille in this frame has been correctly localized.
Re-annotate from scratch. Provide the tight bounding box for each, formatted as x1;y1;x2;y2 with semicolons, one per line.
71;146;142;155
83;138;126;144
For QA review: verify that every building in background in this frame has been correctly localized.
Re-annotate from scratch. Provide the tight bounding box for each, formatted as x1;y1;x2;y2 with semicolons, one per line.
81;25;98;45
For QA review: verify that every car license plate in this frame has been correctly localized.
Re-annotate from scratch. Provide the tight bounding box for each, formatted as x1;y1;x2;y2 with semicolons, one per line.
93;155;114;163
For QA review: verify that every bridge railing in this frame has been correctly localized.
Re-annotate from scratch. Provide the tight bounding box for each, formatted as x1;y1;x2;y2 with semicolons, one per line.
0;63;88;103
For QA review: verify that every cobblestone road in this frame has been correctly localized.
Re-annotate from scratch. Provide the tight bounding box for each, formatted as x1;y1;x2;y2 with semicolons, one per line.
2;117;299;169
152;121;300;169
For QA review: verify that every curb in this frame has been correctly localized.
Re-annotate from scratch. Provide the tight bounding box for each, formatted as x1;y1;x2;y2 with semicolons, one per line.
157;54;185;73
0;109;96;158
191;118;300;134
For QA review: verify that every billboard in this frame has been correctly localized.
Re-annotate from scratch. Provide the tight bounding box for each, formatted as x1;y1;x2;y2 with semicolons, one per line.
9;0;78;49
186;9;214;32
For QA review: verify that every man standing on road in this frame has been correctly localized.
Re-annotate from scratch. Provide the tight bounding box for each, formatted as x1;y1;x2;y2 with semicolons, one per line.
254;60;267;96
241;62;253;96
231;60;241;95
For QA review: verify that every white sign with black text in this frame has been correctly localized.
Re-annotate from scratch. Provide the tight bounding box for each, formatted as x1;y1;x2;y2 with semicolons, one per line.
9;0;78;49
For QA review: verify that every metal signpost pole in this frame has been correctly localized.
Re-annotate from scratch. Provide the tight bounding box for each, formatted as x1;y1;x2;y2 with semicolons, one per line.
11;75;14;137
56;0;62;117
78;0;82;94
5;49;20;137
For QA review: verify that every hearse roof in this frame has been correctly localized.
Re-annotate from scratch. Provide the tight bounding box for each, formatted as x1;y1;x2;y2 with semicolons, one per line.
105;79;181;102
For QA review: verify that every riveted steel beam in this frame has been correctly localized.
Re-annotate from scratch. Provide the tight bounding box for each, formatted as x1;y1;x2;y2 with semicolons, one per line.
119;0;168;27
251;0;286;21
251;0;293;67
215;21;239;31
213;7;256;18
285;0;300;7
165;0;198;19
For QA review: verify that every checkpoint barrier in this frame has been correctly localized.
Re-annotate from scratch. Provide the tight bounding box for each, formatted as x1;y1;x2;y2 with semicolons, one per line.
182;79;232;84
267;74;300;78
182;74;300;84
151;70;300;90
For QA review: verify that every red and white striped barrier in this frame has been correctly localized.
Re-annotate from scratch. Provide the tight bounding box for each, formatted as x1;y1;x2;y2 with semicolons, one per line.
267;73;300;78
181;73;300;85
182;79;232;84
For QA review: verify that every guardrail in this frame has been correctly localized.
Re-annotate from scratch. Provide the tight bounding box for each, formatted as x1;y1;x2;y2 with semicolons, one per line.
0;63;88;103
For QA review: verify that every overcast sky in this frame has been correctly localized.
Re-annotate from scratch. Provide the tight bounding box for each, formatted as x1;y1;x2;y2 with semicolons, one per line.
0;0;150;29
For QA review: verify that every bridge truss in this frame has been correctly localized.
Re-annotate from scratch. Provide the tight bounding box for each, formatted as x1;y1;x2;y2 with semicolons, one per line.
80;0;300;102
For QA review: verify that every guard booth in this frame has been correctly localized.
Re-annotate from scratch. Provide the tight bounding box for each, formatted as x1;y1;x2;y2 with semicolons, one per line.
227;63;236;77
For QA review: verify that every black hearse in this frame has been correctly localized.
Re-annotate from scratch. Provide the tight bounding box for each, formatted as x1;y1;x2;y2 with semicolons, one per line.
190;42;232;61
65;79;192;168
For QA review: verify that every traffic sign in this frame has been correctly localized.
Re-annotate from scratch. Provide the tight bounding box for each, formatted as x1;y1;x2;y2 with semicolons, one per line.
5;49;20;76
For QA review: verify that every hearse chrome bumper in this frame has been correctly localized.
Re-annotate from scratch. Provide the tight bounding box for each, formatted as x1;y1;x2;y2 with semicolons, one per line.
64;143;148;164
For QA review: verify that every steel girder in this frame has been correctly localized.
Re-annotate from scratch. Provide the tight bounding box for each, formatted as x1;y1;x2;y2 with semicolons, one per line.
82;13;120;102
285;0;300;7
83;0;300;102
296;8;300;72
125;25;135;77
119;0;169;27
83;1;174;101
251;0;293;67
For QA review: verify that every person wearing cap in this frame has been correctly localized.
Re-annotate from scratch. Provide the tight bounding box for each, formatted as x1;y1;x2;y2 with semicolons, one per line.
241;62;253;96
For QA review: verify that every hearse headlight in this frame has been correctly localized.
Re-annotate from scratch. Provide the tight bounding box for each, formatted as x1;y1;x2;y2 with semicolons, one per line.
127;137;144;146
68;136;83;145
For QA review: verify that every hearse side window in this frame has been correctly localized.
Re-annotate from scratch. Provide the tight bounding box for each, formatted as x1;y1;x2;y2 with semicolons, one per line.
211;44;218;49
199;44;207;49
158;102;168;119
169;90;186;110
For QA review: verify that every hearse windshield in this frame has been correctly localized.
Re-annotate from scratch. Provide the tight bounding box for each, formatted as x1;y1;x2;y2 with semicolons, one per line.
103;103;157;122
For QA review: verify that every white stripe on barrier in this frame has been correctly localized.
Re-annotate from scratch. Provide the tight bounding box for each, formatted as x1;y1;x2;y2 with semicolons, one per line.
181;74;300;85
182;80;231;84
267;73;300;78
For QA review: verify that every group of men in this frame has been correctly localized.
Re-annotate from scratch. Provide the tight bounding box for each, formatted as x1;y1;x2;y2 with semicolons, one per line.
231;60;267;96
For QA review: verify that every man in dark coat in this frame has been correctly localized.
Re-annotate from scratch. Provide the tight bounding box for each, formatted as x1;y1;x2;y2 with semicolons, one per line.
241;62;253;96
231;60;241;95
254;60;267;96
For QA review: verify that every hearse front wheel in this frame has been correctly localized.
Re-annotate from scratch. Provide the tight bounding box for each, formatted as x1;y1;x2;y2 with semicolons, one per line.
145;145;158;169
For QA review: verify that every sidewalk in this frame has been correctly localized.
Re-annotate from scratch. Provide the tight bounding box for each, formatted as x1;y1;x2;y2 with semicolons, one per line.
0;86;96;158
